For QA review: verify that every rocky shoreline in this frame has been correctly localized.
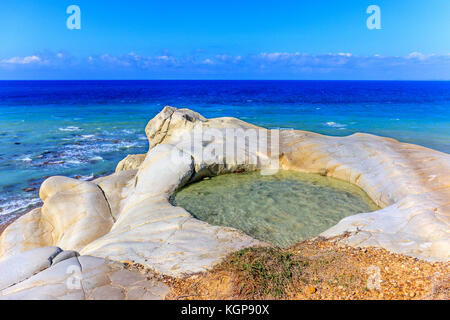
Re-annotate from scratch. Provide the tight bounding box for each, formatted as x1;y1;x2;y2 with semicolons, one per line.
0;106;448;299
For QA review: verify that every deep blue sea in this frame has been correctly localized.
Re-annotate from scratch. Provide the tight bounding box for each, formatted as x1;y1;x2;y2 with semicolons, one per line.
1;80;449;223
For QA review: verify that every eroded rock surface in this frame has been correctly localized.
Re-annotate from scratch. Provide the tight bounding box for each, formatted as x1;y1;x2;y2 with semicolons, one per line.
0;247;169;300
115;154;146;172
0;106;448;299
278;131;450;260
0;177;114;261
81;143;262;276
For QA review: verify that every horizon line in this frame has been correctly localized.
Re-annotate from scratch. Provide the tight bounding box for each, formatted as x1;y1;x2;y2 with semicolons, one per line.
0;79;449;82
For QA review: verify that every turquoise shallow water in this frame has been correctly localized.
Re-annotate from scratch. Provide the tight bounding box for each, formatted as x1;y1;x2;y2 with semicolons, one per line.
0;105;150;221
171;171;380;247
0;80;449;223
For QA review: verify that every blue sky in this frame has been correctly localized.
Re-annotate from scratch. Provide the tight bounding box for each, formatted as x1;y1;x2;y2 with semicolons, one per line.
0;0;449;80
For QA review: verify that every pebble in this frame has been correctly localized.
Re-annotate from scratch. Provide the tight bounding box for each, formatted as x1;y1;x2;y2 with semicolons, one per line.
308;286;317;294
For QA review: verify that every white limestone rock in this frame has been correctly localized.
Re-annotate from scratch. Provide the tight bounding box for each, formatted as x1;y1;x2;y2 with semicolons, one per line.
0;246;62;291
0;254;169;300
0;105;448;292
0;177;114;261
115;154;146;172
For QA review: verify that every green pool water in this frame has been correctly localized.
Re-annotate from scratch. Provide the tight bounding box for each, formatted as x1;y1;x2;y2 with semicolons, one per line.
171;170;380;247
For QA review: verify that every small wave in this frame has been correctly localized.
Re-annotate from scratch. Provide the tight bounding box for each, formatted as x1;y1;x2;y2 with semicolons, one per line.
16;156;32;162
66;160;82;164
325;122;347;128
55;139;146;166
78;174;94;181
122;129;135;134
100;141;140;150
59;126;82;132
0;197;42;217
80;134;96;139
122;142;139;149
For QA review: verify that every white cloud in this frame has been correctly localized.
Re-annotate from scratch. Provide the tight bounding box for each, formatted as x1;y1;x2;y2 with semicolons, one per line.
215;54;242;64
1;51;449;79
259;52;302;61
1;55;41;64
201;58;214;65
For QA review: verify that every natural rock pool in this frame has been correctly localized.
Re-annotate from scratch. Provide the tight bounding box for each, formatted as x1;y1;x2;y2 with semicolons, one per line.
171;170;380;247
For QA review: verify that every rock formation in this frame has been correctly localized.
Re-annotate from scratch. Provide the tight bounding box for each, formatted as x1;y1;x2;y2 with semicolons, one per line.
1;106;448;299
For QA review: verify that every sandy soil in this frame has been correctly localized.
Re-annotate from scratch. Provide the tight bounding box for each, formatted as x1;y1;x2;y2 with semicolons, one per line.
165;236;449;300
